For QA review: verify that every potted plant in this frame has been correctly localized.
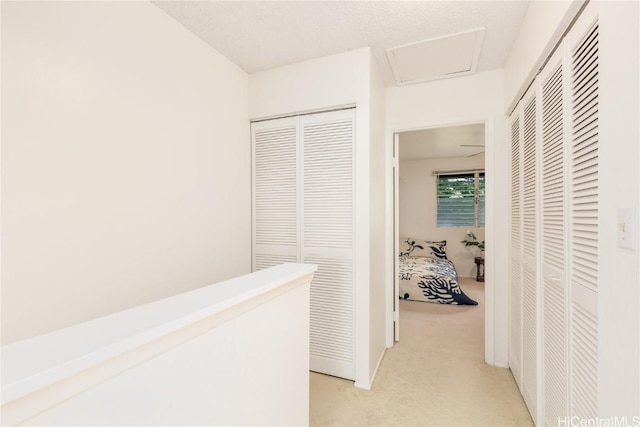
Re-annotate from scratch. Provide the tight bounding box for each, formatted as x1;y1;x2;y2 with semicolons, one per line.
461;231;485;282
461;230;485;253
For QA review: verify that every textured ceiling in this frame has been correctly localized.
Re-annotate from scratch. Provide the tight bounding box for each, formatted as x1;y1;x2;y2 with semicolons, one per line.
153;1;530;86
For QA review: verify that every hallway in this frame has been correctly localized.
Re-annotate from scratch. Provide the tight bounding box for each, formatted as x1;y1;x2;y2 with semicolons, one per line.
310;278;533;426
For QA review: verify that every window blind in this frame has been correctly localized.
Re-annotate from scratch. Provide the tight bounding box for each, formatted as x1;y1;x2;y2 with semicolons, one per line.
436;172;485;227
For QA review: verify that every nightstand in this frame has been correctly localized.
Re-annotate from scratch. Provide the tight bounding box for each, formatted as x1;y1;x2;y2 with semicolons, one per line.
474;257;485;282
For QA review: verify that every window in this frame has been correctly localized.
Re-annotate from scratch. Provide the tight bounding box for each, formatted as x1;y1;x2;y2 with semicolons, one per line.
436;172;485;227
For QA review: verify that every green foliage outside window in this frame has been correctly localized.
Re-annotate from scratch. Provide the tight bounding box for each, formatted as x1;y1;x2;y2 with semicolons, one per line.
436;172;485;227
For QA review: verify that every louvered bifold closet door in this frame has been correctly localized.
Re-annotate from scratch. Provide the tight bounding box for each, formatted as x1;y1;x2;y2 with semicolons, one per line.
521;86;541;421
301;109;356;380
252;117;300;270
540;48;569;426
509;109;523;390
567;5;599;419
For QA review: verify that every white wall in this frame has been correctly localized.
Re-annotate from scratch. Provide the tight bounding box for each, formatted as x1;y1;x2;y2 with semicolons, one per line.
596;0;639;417
368;55;388;380
249;48;369;120
2;264;314;426
399;156;485;278
386;69;509;367
1;1;250;345
249;47;386;389
503;0;583;113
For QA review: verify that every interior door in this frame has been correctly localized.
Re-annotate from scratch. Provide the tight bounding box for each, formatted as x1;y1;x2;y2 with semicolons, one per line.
521;85;541;424
539;47;568;426
566;4;599;417
301;109;356;380
252;109;357;381
509;107;523;390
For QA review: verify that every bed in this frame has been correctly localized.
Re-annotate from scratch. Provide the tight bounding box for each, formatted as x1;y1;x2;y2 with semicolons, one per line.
398;238;478;306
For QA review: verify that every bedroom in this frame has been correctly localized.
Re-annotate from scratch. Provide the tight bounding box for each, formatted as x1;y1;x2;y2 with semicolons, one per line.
395;123;485;332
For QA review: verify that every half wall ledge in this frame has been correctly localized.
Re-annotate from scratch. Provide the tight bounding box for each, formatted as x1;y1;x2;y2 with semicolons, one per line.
1;263;316;426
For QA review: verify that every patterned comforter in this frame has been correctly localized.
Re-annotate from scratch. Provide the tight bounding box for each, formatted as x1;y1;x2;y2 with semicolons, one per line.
398;257;478;305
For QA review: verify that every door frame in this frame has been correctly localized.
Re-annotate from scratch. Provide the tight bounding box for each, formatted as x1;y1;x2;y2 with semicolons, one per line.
385;115;504;367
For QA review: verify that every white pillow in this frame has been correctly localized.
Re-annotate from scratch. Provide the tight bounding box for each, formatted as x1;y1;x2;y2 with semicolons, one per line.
399;237;448;259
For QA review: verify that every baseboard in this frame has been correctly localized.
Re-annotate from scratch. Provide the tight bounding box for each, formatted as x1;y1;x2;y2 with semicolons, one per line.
371;346;387;384
354;347;387;391
353;380;370;390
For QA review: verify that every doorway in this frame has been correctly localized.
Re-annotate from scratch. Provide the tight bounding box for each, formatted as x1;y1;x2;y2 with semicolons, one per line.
390;120;494;362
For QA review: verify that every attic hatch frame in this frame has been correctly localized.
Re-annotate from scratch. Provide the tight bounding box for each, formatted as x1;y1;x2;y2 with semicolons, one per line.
386;28;486;86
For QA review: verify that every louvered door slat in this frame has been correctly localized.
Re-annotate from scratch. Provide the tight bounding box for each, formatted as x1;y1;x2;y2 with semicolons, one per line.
511;117;522;250
303;118;354;250
522;266;538;401
522;96;538;258
302;110;355;380
570;21;599;293
510;112;523;388
541;56;569;426
544;278;567;423
520;90;539;418
255;254;298;271
308;257;353;365
571;302;598;418
510;260;523;386
252;118;300;270
569;17;599;419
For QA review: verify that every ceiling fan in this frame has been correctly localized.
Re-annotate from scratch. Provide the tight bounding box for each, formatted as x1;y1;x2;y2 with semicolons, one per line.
460;144;485;157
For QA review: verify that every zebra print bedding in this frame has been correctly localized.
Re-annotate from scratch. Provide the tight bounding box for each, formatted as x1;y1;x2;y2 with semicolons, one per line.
398;256;478;306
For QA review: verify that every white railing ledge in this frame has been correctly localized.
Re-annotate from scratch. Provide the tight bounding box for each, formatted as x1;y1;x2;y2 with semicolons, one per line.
1;263;316;406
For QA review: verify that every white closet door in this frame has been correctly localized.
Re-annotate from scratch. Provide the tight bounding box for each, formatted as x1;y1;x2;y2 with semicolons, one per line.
507;3;601;421
509;110;523;390
567;4;599;418
301;109;355;380
540;48;569;426
252;117;300;270
521;86;541;421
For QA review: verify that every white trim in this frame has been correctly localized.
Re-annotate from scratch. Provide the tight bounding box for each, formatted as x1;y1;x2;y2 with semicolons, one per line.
504;2;584;115
386;28;486;86
393;133;400;342
483;116;497;366
385;134;397;347
534;75;544;425
355;347;387;391
386;115;498;366
353;381;370;390
249;103;356;123
432;168;485;176
1;264;317;406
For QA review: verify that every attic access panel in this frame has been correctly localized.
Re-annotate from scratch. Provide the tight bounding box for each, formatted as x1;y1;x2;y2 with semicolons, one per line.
387;28;485;86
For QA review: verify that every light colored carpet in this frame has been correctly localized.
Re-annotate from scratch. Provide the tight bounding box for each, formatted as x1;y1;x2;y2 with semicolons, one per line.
309;277;534;426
